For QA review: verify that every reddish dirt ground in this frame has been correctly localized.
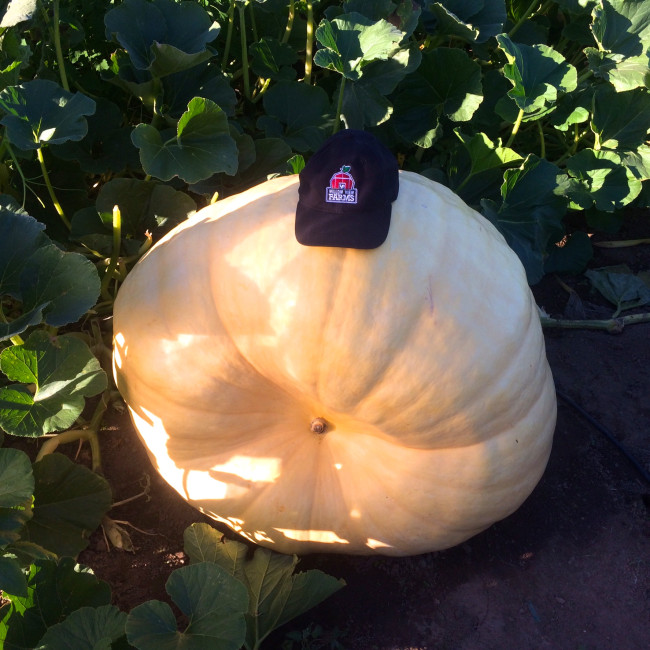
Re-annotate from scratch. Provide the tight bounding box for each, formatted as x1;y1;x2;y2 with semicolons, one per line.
15;215;650;649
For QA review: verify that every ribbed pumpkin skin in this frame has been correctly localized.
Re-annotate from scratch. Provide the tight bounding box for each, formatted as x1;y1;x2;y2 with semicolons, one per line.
113;171;556;556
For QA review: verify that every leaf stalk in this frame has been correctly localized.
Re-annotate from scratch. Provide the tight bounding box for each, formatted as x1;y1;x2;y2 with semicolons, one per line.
100;205;122;301
52;0;69;91
36;147;70;229
333;76;346;134
239;2;251;100
506;108;525;148
304;2;314;84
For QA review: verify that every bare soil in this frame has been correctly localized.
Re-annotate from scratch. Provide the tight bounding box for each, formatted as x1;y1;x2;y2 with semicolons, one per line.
45;215;650;648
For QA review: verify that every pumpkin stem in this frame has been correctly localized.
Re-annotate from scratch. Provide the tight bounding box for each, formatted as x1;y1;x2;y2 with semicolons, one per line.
310;418;327;434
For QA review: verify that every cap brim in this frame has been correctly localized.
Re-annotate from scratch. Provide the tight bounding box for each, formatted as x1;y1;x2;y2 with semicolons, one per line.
295;201;391;249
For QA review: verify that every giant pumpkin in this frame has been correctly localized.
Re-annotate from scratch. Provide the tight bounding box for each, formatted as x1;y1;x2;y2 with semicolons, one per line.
112;171;556;556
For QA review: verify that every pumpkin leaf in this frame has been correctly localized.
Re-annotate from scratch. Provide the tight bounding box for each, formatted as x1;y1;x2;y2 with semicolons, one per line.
0;558;111;647
544;231;594;276
565;148;642;211
104;0;220;77
481;156;569;284
258;80;332;152
452;130;523;191
313;12;404;81
495;34;577;117
585;265;650;317
36;604;128;649
95;177;197;238
0;448;33;549
340;44;421;129
590;0;650;58
131;97;238;182
0;447;33;509
22;453;112;558
125;562;248;650
249;37;298;81
0;555;28;598
391;48;483;147
0;209;101;341
184;523;345;650
0;206;47;299
51;97;140;175
585;48;650;91
427;0;506;43
0;332;107;437
0;79;95;150
591;84;650;150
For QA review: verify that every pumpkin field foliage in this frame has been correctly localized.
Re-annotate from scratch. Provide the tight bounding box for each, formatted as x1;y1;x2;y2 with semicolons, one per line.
0;0;649;646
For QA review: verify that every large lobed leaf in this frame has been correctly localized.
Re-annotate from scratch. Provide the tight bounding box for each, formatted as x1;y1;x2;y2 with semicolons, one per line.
0;557;111;648
184;523;345;650
125;562;248;650
131;97;238;182
314;12;405;81
0;79;95;150
104;0;220;77
0;332;107;437
0;208;101;341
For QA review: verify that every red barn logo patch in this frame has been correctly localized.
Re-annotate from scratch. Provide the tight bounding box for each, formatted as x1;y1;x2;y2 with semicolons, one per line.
326;165;358;204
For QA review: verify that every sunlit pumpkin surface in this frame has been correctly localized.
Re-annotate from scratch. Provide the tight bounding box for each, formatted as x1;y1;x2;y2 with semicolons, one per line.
113;171;556;556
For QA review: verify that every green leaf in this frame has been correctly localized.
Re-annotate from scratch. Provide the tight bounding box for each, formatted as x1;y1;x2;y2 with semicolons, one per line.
0;79;95;150
95;178;196;238
184;523;345;650
590;0;650;58
0;558;111;648
164;66;237;121
585;48;650;91
104;0;220;77
20;245;101;328
392;48;482;147
314;12;404;81
0;332;107;437
565;148;642;211
586;265;650;317
591;85;650;150
0;208;47;298
249;37;298;81
496;34;577;116
36;604;128;649
125;562;248;650
547;87;592;131
132;97;238;183
0;212;100;341
0;448;33;509
51;98;140;174
340;44;421;129
0;555;27;598
481;156;569;284
454;130;523;183
233;137;293;187
428;0;506;43
0;448;33;548
544;231;594;275
258;81;331;152
23;453;112;557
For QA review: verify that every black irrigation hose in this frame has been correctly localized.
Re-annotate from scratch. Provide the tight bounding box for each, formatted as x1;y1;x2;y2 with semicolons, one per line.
556;388;650;485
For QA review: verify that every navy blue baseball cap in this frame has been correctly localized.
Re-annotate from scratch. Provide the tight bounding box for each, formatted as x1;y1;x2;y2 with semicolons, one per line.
295;129;399;249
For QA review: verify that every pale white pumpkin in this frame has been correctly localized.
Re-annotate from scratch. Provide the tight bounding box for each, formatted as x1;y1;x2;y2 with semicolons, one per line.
112;171;556;556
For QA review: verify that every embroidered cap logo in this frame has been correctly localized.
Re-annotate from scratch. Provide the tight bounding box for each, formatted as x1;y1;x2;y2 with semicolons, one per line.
326;165;358;204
